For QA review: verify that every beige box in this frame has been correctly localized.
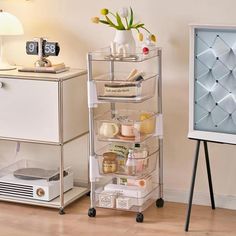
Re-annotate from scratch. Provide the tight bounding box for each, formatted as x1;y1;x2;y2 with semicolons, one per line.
116;197;133;209
98;191;117;208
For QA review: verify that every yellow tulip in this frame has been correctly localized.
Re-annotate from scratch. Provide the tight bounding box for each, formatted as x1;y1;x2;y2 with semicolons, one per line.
150;34;157;42
138;33;143;41
91;17;100;24
101;8;109;15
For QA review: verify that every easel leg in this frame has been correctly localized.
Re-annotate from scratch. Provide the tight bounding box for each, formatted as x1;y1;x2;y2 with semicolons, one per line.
203;141;215;210
185;140;201;232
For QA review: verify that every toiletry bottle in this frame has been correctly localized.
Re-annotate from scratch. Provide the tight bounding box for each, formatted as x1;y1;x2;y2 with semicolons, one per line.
141;143;149;169
133;143;148;172
126;149;136;176
133;143;142;173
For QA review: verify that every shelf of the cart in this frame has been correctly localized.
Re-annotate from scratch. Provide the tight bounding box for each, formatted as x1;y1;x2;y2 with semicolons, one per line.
95;183;159;212
88;46;161;62
95;109;159;143
96;153;158;179
95;137;159;178
94;72;157;103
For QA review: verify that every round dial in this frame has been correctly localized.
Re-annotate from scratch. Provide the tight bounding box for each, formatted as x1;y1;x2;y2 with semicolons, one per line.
36;188;45;197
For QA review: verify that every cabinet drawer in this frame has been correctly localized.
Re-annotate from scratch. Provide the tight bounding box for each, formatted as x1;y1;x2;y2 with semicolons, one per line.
0;78;59;142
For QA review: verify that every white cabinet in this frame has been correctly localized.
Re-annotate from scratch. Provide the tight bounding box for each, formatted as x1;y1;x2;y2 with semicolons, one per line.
0;78;59;142
0;68;89;212
0;69;88;143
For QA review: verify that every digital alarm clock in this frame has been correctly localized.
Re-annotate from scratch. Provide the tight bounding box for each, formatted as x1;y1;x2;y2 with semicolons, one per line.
25;38;60;67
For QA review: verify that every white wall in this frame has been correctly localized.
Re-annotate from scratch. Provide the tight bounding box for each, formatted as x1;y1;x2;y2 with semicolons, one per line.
2;0;236;208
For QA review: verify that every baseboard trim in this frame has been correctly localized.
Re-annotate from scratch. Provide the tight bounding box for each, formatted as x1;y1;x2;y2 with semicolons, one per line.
74;178;89;188
164;188;236;210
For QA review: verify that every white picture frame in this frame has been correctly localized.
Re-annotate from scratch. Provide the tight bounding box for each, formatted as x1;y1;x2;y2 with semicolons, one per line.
188;24;236;144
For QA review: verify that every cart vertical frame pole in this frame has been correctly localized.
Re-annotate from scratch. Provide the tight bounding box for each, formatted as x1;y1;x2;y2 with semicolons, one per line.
87;53;96;208
158;49;163;199
110;60;115;117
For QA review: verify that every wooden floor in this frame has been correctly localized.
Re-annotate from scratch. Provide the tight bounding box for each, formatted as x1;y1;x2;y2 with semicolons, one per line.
0;196;236;236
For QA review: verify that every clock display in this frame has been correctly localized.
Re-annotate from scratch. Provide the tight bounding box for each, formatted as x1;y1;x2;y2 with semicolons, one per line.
26;40;60;56
26;41;38;55
43;42;60;56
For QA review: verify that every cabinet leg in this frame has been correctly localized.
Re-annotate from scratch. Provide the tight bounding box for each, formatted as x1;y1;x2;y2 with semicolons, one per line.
185;140;200;232
59;207;65;215
86;191;91;197
59;145;65;211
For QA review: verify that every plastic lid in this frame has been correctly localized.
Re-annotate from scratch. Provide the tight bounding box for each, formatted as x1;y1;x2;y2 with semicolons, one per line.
103;152;117;160
128;148;134;153
134;143;140;148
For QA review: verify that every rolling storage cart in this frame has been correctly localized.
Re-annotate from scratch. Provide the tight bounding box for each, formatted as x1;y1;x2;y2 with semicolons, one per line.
87;47;164;222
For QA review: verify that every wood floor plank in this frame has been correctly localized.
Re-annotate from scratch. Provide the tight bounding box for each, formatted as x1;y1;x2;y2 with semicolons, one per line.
0;196;236;236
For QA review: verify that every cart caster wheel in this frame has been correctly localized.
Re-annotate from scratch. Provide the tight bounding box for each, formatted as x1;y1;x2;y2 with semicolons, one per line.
88;208;96;217
156;198;164;208
59;208;65;215
136;213;144;223
86;191;91;197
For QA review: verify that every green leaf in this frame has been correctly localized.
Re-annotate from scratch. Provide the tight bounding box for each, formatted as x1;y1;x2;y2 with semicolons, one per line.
99;20;109;25
128;7;133;29
133;23;145;29
105;15;119;29
141;26;151;34
131;22;143;28
116;12;125;30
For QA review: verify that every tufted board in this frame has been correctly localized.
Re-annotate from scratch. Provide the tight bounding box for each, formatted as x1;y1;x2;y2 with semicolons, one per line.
189;25;236;144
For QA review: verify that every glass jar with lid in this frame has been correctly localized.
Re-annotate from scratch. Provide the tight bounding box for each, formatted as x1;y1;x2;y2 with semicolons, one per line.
102;152;118;174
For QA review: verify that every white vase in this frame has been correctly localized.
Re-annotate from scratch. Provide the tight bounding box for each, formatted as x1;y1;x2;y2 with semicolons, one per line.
113;30;136;55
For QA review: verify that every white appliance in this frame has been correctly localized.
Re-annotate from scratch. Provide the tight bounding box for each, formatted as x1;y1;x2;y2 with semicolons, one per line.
0;171;73;201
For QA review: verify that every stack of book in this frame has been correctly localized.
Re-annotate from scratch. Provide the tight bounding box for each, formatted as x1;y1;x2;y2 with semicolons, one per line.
18;63;68;74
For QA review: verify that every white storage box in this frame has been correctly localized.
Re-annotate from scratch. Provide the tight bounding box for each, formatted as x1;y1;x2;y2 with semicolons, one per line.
117;175;153;189
116;196;133;209
104;183;152;206
98;191;118;208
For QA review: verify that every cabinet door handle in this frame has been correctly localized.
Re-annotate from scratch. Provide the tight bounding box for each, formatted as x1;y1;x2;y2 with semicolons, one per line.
0;82;3;88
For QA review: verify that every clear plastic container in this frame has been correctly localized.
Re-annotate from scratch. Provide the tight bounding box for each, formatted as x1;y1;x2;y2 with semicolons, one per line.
0;159;62;179
94;73;157;103
95;182;159;212
96;109;157;143
88;46;161;62
96;137;159;178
